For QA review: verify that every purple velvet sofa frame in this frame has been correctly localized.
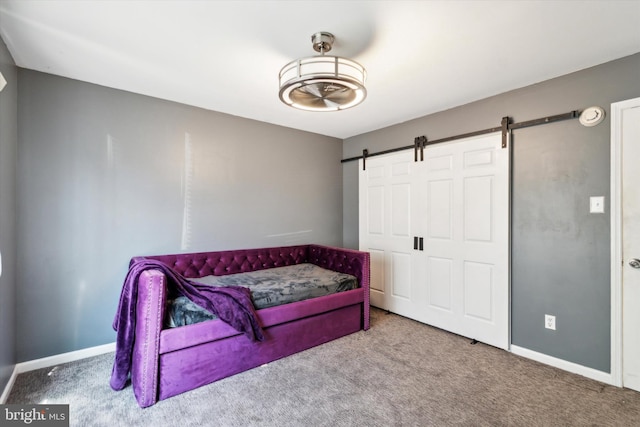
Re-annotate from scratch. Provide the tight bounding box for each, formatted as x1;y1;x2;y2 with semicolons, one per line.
127;244;370;408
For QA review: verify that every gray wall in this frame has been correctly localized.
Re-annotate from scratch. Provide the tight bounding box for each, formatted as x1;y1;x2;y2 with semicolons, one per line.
0;37;17;392
17;70;343;362
343;53;640;372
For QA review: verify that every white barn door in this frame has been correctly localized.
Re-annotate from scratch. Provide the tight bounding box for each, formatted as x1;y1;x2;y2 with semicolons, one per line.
359;132;509;350
359;151;416;313
413;133;509;350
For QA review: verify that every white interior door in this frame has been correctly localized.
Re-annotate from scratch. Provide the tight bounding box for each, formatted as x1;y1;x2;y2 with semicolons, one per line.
413;133;510;350
620;99;640;392
359;151;415;312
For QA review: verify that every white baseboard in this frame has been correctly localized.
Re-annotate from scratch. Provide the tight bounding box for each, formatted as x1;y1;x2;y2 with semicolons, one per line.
511;344;614;385
0;366;18;404
15;342;116;375
0;342;116;402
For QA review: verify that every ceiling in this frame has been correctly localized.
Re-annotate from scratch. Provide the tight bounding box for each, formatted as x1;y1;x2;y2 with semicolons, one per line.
1;1;639;139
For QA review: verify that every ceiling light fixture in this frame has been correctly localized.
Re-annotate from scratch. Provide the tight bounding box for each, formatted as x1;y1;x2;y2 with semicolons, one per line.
279;32;367;112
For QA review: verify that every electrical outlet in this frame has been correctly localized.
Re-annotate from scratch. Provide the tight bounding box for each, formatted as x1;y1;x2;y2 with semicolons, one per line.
545;314;556;330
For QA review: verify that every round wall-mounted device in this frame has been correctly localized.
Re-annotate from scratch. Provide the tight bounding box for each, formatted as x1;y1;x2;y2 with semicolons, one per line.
579;106;606;127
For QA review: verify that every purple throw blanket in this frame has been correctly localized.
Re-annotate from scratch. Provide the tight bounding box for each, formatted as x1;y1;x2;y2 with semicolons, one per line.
110;259;264;391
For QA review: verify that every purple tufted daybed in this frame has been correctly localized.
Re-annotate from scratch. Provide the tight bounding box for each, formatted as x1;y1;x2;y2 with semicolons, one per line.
111;244;370;408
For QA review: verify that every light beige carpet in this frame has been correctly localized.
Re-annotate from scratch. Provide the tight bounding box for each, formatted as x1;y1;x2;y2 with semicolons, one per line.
8;308;640;426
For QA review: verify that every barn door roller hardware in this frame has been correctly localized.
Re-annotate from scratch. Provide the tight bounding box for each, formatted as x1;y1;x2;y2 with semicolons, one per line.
501;116;510;149
342;110;580;164
414;136;427;162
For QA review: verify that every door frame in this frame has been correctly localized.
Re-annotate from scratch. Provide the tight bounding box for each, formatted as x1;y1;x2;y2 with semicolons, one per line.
610;96;640;388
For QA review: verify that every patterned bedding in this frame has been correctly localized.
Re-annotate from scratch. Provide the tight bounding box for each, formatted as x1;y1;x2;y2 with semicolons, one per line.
166;263;358;328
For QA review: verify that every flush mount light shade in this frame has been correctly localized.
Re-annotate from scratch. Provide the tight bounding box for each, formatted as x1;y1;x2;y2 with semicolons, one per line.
279;32;366;112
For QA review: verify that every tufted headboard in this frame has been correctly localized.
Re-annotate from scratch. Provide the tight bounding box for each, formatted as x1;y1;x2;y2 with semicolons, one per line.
137;245;308;278
132;244;368;289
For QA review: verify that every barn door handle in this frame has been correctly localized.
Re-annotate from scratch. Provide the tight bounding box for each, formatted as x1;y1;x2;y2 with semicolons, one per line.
413;237;424;251
630;258;640;269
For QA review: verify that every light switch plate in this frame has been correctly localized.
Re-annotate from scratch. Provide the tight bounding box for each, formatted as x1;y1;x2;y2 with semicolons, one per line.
590;196;605;213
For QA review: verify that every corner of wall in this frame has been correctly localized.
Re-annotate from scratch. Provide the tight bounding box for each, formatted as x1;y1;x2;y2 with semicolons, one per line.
0;33;19;397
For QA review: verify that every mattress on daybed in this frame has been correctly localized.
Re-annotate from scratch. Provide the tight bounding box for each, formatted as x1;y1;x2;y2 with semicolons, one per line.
166;263;358;328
